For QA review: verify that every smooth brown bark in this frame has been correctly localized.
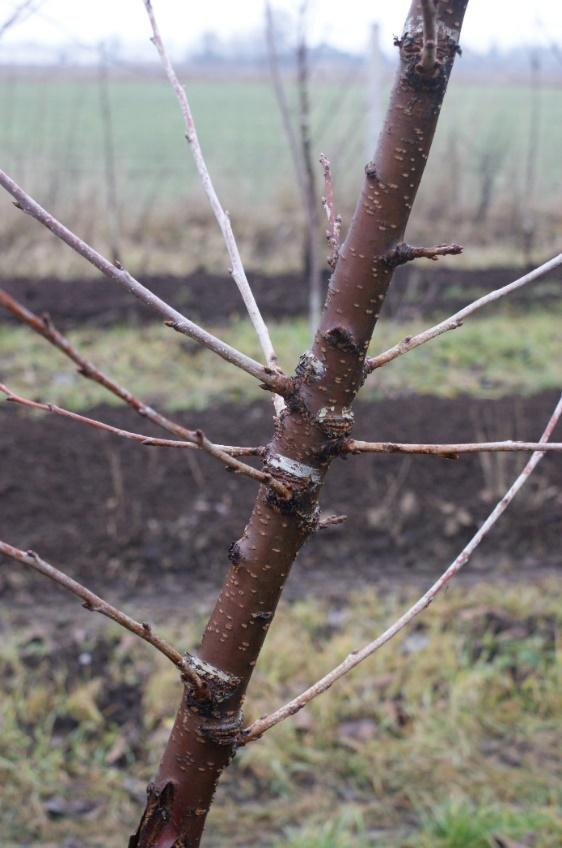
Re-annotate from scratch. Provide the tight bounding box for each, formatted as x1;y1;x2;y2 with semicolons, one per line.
130;3;469;845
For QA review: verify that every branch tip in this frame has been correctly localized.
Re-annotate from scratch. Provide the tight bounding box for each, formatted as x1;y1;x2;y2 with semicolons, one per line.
318;514;347;529
384;242;463;268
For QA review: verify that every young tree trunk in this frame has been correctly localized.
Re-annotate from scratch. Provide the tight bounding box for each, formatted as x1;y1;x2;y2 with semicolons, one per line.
130;3;469;845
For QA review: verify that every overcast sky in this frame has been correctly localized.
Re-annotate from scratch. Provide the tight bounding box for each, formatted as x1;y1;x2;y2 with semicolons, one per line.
2;0;561;55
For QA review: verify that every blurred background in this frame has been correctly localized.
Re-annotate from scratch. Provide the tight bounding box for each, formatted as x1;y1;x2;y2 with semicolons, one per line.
0;1;561;846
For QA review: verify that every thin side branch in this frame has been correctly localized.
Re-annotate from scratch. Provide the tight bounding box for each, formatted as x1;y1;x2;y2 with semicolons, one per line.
365;253;562;373
319;153;342;270
265;0;323;332
142;1;283;414
345;439;562;458
384;241;462;268
0;385;289;497
265;1;307;192
0;540;204;690
0;288;259;453
0;0;43;38
0;169;288;394
242;392;562;742
295;0;323;331
417;0;440;75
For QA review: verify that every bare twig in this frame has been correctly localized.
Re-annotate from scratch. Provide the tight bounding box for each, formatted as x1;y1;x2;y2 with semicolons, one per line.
0;540;204;689
317;514;347;529
0;385;289;497
345;439;562;458
522;51;541;264
98;41;122;264
417;0;440;76
0;170;288;394
319;153;342;270
384;241;463;268
0;0;43;38
265;1;307;192
295;0;322;331
365;254;562;373
242;392;562;742
0;288;263;457
265;0;322;333
142;0;283;414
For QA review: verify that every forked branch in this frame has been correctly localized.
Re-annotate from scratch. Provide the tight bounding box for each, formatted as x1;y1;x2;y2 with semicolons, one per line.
242;392;562;742
0;170;288;394
142;0;283;414
345;439;562;458
0;540;205;690
0;385;289;497
365;254;562;373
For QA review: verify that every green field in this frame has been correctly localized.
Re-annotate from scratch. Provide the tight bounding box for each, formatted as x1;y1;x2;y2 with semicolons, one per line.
1;311;560;413
2;76;561;204
1;75;561;276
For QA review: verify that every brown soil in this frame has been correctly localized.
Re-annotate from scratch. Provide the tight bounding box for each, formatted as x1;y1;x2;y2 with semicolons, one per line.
1;264;559;329
1;392;560;604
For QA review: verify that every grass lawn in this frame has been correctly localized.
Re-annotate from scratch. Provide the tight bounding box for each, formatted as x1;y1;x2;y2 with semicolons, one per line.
0;311;559;414
1;579;561;846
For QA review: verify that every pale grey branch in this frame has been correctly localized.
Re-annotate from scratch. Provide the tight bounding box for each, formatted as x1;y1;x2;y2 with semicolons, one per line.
366;254;562;373
143;0;284;413
346;439;562;457
0;169;287;393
